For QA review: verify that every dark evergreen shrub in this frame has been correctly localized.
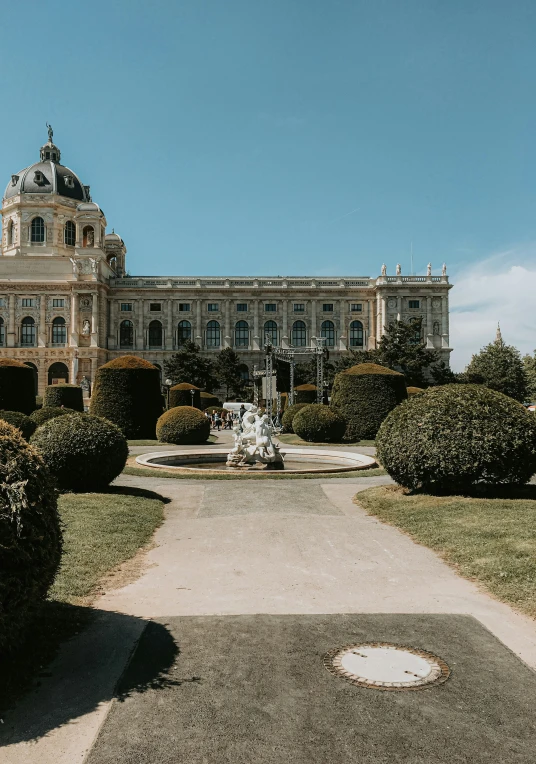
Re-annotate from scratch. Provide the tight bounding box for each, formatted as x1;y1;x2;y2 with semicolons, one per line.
281;403;308;433
30;406;74;429
35;396;43;410
169;383;201;409
31;413;128;491
0;421;62;653
89;356;163;438
294;384;317;404
156;406;211;444
376;384;536;492
406;386;425;396
293;404;346;442
0;410;36;440
44;384;84;412
199;391;221;410
330;363;407;441
0;359;35;414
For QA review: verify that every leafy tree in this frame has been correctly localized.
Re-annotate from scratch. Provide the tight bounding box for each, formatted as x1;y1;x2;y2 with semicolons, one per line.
293;356;336;387
429;360;457;386
163;341;218;392
215;348;247;399
466;332;527;402
522;351;536;400
334;349;379;373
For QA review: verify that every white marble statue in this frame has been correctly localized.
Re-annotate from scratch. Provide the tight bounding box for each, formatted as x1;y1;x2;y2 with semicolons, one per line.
381;263;387;276
396;263;401;275
226;406;284;469
427;262;432;276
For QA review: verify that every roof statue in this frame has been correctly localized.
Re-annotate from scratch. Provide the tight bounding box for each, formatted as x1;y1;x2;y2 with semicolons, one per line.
495;322;503;344
442;263;447;276
427;262;432;276
381;263;387;276
46;123;53;143
396;263;401;275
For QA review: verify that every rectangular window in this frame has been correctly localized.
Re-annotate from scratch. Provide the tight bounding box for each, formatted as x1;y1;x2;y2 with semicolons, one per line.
351;303;362;312
22;298;35;308
265;303;276;312
52;298;65;308
322;303;334;312
0;298;5;308
179;303;191;312
236;303;248;312
150;302;161;312
120;303;133;312
207;303;219;312
409;300;420;309
293;303;305;312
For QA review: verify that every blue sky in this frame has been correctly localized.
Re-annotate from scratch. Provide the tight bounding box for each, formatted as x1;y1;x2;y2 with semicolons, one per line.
2;0;535;368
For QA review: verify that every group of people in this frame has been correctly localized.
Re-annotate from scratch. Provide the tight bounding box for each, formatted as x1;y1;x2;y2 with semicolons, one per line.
204;406;246;431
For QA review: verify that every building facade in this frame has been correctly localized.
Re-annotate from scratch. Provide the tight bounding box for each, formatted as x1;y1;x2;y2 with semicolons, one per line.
0;131;453;396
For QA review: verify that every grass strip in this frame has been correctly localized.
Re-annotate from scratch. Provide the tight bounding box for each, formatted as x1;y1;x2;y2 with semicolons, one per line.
357;485;536;619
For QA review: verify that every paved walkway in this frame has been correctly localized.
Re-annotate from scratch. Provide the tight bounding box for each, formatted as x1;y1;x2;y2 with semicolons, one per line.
2;466;536;762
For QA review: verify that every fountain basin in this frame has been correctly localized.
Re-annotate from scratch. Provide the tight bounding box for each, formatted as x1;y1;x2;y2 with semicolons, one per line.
136;448;376;474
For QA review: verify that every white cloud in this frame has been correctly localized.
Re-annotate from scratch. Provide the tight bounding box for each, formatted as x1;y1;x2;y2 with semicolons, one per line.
449;248;536;372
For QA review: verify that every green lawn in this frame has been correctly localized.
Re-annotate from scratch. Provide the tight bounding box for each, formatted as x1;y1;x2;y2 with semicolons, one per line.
357;485;536;618
278;433;376;448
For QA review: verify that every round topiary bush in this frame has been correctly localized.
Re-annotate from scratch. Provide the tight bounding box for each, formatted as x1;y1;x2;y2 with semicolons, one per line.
294;384;317;404
89;356;163;438
330;363;407;441
169;383;201;409
199;391;222;410
31;413;129;491
406;386;425;396
292;404;347;443
44;384;84;412
376;384;536;493
281;403;309;433
0;421;62;653
30;406;74;429
0;359;36;414
0;410;36;440
156;406;211;444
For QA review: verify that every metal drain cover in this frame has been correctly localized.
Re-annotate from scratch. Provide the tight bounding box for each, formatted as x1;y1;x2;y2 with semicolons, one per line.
324;642;450;691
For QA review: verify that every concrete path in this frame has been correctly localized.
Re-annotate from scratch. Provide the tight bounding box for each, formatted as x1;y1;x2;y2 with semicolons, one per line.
2;471;536;763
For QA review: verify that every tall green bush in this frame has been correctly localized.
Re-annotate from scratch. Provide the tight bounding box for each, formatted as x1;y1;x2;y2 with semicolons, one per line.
292;404;346;442
281;403;308;433
294;384;317;404
156;406;211;444
330;363;407;441
44;384;84;412
199;391;222;410
0;421;62;653
169;383;201;409
0;359;35;414
89;356;163;438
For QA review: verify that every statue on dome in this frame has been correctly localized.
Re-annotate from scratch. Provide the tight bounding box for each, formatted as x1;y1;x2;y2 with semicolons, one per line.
46;123;53;143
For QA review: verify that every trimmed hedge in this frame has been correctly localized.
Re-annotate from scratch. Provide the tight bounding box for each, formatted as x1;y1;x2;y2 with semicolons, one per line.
293;404;346;443
294;384;317;404
31;413;128;491
376;384;536;492
44;384;84;412
199;391;222;410
330;363;407;441
156;406;211;444
0;359;35;414
89;356;163;438
0;410;36;440
0;421;62;653
30;406;74;429
406;386;425;396
281;403;309;433
169;383;201;409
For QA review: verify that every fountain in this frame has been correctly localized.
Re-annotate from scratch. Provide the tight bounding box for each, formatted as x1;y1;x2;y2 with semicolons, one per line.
226;406;284;470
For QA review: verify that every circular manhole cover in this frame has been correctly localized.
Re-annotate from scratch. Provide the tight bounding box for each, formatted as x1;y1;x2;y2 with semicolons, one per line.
323;642;450;691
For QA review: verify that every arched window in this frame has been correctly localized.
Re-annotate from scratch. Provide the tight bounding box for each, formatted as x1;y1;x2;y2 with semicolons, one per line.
148;320;163;347
64;220;76;246
21;316;36;346
52;316;66;345
206;320;220;348
48;362;69;386
82;225;94;248
264;320;278;345
120;319;134;347
0;317;4;346
235;320;249;348
292;320;307;347
30;217;45;243
349;320;364;348
321;320;335;347
177;320;191;345
7;220;15;246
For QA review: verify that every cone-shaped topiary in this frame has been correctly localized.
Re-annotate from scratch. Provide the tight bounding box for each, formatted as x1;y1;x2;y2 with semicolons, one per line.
156;406;211;444
31;413;128;491
0;359;36;414
199;391;222;410
281;403;309;433
376;384;536;492
0;421;62;653
330;363;407;441
406;386;425;396
44;384;84;412
30;406;75;429
0;410;36;440
294;384;317;404
169;383;201;409
89;356;163;438
293;404;347;443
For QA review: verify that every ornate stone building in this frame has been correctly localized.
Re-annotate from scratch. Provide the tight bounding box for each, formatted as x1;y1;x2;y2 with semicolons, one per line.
0;130;452;396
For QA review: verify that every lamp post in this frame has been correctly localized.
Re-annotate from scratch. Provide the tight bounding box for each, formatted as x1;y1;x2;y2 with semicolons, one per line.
190;388;195;407
164;378;172;409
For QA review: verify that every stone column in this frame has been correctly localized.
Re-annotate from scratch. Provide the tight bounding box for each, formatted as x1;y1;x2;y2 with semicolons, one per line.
426;295;433;348
165;299;173;350
90;357;98;390
396;296;402;322
7;293;15;347
108;299;116;349
376;293;382;340
38;295;47;347
135;299;144;350
70;291;79;347
224;299;231;348
282;300;289;348
91;292;99;347
311;300;317;342
368;299;375;349
252;299;259;350
339;299;347;350
441;294;448;342
195;300;202;346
